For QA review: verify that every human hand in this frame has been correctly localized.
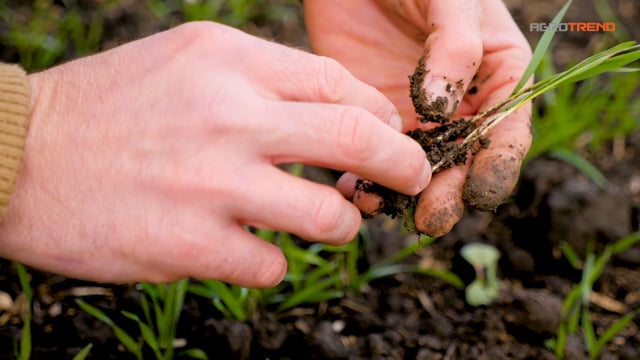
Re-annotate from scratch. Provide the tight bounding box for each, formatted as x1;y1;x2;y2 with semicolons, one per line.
0;22;431;286
305;0;532;236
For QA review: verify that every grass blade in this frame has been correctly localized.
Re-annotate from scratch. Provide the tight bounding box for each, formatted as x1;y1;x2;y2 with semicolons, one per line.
14;263;32;360
72;343;93;360
512;0;573;93
582;306;596;354
592;309;640;358
276;278;343;312
122;311;160;353
200;280;247;321
609;232;640;256
549;149;608;188
75;300;142;358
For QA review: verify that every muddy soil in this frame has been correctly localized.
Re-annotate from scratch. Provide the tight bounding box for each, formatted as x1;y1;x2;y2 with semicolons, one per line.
1;0;640;359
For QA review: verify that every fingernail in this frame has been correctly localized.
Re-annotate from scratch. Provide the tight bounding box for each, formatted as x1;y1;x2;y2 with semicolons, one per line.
416;158;432;193
421;78;461;123
390;113;404;132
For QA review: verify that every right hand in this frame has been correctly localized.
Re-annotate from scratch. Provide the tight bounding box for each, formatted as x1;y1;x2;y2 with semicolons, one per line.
0;22;430;287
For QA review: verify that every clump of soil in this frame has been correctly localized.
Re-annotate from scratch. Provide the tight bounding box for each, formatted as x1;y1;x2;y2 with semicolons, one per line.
357;54;489;228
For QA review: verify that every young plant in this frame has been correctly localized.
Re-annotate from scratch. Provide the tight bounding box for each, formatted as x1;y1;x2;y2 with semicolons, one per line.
0;0;104;71
13;263;32;360
327;228;463;293
190;225;464;320
547;232;640;359
72;344;94;360
77;279;206;360
460;243;501;306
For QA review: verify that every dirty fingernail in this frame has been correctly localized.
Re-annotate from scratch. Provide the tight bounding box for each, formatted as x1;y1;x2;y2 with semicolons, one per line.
422;78;460;123
390;113;404;132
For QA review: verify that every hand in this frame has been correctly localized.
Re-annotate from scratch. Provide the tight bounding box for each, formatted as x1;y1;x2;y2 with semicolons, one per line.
0;22;431;286
305;0;533;236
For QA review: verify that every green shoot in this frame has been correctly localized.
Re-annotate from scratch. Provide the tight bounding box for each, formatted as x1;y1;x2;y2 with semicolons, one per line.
460;243;501;306
77;279;202;360
550;232;640;359
512;0;573;93
72;344;93;360
190;227;463;320
75;299;143;359
13;263;32;360
437;41;640;172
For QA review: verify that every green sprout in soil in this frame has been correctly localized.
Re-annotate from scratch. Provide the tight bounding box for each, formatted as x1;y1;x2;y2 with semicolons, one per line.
547;232;640;360
13;262;32;360
460;243;501;307
77;279;207;360
358;0;640;232
189;225;463;321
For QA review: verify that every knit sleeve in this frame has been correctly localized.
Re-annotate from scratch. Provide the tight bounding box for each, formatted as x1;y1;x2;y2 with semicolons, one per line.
0;64;30;218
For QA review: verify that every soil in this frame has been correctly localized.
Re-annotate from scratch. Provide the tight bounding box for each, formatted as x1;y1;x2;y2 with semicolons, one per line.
1;0;640;359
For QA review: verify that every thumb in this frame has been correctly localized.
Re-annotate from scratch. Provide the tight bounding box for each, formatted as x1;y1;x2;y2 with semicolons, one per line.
411;0;483;123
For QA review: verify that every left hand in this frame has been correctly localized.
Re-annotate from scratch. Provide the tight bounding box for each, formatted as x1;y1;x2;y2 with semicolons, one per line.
305;0;533;236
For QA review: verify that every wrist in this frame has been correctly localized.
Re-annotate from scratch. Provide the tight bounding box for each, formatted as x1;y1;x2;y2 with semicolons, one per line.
0;63;30;219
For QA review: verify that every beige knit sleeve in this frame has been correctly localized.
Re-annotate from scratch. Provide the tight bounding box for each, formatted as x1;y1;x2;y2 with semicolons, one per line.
0;64;29;218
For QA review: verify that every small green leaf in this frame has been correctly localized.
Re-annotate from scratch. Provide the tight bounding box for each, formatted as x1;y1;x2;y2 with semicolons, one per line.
582;306;596;355
180;348;209;360
460;243;500;268
512;0;573;93
592;309;639;358
122;311;160;352
72;343;93;360
549;149;608;188
75;299;115;326
610;232;640;256
465;279;499;306
75;300;142;358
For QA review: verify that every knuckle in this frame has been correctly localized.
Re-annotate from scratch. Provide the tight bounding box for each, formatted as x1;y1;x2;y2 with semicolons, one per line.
334;109;371;163
314;56;348;103
308;188;345;238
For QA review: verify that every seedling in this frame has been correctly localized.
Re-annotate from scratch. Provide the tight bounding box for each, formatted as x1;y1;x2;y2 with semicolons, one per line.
460;243;501;306
547;232;640;359
77;279;207;360
13;263;32;360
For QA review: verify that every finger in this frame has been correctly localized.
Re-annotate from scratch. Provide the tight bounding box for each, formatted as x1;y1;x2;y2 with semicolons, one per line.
191;227;288;288
415;161;469;237
336;172;359;199
463;105;531;210
233;166;362;246
249;41;404;131
262;101;431;196
336;173;392;215
462;0;533;210
413;0;483;122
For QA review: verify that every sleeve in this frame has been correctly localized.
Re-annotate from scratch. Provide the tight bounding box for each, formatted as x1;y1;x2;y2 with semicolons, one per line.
0;63;30;218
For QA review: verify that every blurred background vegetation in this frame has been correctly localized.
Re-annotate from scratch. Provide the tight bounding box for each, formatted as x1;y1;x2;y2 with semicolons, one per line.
0;0;306;72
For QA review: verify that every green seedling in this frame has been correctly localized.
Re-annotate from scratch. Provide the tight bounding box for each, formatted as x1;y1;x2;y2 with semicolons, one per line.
460;243;501;306
0;0;104;71
72;343;94;360
191;224;464;320
331;229;464;293
13;263;32;360
77;279;206;360
548;232;640;359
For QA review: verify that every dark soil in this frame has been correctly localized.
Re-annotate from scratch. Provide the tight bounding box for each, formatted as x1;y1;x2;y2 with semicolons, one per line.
2;1;640;359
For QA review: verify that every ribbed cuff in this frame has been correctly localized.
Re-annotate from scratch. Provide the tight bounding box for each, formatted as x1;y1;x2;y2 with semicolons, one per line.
0;64;30;218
